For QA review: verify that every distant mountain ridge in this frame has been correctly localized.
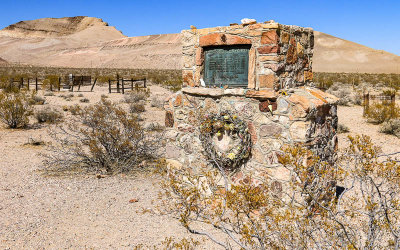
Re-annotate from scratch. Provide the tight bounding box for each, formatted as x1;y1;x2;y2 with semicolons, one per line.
0;16;399;73
0;16;125;38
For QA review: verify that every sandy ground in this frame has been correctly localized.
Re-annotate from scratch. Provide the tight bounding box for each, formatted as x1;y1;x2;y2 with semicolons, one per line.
0;84;216;249
1;85;400;249
338;105;400;158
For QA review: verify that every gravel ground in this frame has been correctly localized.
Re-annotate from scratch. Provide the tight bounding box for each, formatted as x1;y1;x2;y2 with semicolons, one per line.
338;105;400;159
0;85;217;249
1;86;399;249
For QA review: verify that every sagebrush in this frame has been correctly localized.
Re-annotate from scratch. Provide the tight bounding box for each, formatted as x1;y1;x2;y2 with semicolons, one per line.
43;98;162;174
0;91;33;128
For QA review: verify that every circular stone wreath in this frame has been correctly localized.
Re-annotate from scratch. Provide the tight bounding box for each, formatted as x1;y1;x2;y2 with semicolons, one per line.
199;112;252;170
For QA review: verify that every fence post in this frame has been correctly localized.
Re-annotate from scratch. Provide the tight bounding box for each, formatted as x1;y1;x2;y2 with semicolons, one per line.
91;78;97;92
131;78;133;91
391;94;396;118
144;78;147;88
363;93;369;116
108;79;111;93
58;77;61;91
20;77;23;89
78;77;82;91
121;79;125;94
135;82;139;92
117;79;120;93
35;78;38;91
27;78;30;90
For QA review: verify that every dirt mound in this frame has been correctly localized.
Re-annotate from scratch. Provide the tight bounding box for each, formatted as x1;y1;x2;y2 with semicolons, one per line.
0;16;124;38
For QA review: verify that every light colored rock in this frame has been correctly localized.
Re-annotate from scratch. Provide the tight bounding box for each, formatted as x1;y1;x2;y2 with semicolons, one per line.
259;123;283;138
290;121;309;141
241;18;257;24
245;90;278;100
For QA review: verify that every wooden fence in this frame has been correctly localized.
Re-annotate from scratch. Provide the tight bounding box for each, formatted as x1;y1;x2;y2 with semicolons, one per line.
108;78;146;94
7;77;61;91
363;93;396;116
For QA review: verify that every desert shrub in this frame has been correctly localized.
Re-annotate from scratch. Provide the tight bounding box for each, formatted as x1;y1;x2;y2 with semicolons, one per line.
30;95;46;105
69;104;81;115
43;98;161;174
42;75;60;90
158;135;400;249
0;91;33;128
101;94;108;99
62;105;69;111
382;89;397;96
337;123;350;133
150;96;164;108
44;92;54;96
365;102;400;124
124;92;148;104
77;93;84;97
380;119;400;138
144;122;164;132
129;103;145;113
35;107;63;123
80;98;89;103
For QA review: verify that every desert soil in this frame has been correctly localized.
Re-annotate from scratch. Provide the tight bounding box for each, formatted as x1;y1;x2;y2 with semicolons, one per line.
1;85;399;249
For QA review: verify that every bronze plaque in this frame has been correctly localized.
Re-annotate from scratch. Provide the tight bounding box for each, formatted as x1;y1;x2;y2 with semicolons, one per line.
204;45;250;87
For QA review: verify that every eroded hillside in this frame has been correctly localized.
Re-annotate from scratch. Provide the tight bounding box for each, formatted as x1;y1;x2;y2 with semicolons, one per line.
0;16;399;73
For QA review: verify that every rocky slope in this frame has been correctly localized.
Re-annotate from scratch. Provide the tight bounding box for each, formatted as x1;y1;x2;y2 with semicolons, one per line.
0;17;399;73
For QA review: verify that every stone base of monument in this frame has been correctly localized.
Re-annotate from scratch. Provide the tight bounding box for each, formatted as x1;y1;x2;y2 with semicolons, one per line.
164;87;338;188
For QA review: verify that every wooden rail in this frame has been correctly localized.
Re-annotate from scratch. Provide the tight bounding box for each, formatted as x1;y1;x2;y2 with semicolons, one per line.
108;78;146;94
363;93;396;116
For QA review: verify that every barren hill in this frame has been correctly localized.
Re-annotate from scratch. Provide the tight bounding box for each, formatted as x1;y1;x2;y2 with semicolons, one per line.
313;31;400;73
0;17;399;73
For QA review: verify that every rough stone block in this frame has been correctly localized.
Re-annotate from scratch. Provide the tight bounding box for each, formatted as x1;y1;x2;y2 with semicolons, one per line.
277;98;289;113
261;30;279;44
264;63;283;72
290;121;309;140
165;111;174;127
246;90;278;100
259;55;283;62
173;94;182;107
296;42;304;57
247;121;257;144
248;47;256;89
195;47;204;66
288;94;311;112
183;70;195;87
257;45;280;54
259;100;277;112
280;31;290;44
259;74;278;89
199;33;252;46
259;123;282;137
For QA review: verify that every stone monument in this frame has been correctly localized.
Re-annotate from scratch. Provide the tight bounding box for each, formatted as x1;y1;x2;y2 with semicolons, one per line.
164;20;338;185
